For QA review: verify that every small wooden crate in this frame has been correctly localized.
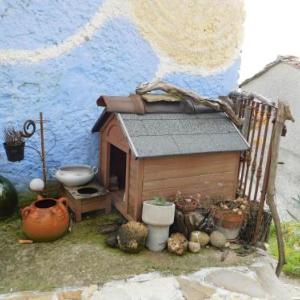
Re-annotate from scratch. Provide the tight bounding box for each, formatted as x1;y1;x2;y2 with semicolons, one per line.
61;182;111;222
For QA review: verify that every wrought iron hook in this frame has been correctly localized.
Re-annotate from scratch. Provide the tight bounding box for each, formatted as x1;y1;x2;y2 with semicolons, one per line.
21;120;36;138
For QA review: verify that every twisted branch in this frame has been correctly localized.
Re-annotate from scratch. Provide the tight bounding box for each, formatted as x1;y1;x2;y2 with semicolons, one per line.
136;80;242;126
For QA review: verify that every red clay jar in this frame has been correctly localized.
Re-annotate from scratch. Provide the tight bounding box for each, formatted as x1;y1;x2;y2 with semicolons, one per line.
21;197;69;242
212;208;244;229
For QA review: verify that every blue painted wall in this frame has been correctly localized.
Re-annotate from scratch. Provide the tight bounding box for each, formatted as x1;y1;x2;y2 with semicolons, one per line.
0;0;242;189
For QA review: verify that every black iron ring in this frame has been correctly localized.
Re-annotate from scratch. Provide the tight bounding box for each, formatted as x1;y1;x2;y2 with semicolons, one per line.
22;120;36;138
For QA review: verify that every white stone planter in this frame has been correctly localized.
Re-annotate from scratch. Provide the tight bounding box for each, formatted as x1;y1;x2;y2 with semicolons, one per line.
142;200;175;252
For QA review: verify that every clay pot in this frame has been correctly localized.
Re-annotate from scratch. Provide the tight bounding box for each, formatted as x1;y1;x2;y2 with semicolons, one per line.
212;208;245;239
213;209;244;229
21;197;70;242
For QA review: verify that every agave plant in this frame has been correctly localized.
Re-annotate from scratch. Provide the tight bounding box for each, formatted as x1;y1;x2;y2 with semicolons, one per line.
151;196;168;206
3;127;24;145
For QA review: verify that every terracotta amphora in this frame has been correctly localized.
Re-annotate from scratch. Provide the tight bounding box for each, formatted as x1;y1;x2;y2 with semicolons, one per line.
21;197;69;242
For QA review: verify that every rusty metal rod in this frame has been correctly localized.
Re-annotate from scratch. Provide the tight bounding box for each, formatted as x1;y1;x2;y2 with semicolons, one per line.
39;112;47;185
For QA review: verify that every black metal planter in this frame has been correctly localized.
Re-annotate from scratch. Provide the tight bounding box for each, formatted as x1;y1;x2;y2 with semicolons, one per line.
3;142;25;162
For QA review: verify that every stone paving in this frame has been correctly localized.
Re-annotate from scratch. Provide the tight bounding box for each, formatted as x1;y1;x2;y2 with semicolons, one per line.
1;258;300;300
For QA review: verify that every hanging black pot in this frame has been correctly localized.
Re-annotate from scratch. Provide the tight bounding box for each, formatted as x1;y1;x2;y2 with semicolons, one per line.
3;142;25;162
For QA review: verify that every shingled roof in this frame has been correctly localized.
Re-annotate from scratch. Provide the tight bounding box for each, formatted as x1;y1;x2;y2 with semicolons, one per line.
93;111;249;158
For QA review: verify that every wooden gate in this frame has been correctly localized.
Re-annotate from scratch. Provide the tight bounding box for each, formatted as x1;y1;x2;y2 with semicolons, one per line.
228;91;278;242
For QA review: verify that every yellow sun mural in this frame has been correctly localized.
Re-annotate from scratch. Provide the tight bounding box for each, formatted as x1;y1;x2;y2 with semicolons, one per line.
129;0;245;71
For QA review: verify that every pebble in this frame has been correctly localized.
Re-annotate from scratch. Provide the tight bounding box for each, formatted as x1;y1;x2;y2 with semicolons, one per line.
190;231;210;247
210;231;226;248
188;241;201;253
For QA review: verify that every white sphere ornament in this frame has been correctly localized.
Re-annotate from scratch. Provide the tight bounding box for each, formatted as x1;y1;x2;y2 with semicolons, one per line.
29;178;45;192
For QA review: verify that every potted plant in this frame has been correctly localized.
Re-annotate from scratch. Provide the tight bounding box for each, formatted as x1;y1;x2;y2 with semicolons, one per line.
3;127;25;162
211;197;249;240
174;191;198;213
142;196;175;251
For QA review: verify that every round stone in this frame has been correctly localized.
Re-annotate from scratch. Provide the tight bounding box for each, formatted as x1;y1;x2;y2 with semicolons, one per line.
29;178;45;192
190;231;210;247
210;231;226;248
188;241;200;253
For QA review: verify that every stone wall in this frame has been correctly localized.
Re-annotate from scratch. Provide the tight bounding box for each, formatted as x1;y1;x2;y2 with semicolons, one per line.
0;0;244;189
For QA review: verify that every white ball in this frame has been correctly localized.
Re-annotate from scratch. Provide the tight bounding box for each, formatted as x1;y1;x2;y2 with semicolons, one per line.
29;178;45;192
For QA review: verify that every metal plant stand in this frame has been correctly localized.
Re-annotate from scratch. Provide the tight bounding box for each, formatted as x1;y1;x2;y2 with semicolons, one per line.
5;112;49;185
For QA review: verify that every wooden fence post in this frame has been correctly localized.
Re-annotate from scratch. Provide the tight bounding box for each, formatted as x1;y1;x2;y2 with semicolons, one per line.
264;101;294;276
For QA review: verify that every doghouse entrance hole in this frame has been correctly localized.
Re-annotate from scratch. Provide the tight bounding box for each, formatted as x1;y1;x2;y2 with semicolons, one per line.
109;144;126;190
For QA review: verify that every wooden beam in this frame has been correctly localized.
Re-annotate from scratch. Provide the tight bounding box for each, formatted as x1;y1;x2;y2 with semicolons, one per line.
263;101;294;276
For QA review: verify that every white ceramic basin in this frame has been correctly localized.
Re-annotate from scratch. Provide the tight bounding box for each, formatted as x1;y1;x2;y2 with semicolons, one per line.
142;200;175;226
142;200;175;251
54;165;98;187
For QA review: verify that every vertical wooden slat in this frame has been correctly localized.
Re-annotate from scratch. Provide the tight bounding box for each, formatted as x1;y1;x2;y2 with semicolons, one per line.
239;100;253;191
253;105;272;201
252;107;277;241
136;159;144;220
124;149;131;214
248;104;265;200
243;102;259;197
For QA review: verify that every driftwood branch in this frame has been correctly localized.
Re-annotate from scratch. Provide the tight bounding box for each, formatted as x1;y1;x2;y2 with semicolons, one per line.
136;80;242;126
265;101;294;276
140;93;182;102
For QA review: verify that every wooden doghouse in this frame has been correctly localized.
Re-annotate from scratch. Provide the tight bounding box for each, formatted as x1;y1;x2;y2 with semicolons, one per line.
92;97;249;221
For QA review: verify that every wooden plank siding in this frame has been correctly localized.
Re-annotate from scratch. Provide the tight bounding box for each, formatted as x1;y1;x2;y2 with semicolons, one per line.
128;156;144;220
142;152;240;202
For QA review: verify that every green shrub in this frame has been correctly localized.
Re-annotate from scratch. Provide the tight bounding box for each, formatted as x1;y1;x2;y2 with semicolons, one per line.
269;222;300;277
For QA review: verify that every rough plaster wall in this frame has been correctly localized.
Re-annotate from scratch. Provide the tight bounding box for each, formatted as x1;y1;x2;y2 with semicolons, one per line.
242;63;300;220
0;0;244;189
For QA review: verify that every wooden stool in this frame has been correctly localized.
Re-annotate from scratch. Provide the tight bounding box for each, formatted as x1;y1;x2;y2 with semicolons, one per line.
61;182;111;222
